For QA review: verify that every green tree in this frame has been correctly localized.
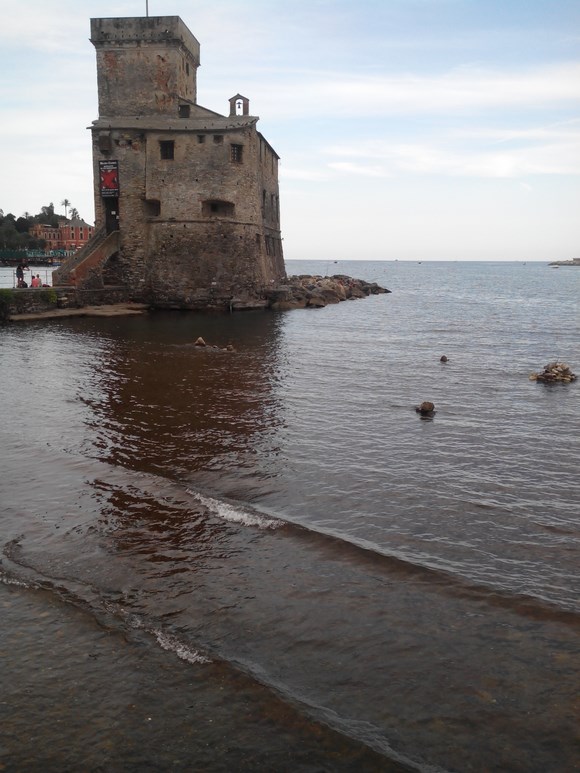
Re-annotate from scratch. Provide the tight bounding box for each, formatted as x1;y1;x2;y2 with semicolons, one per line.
15;217;30;233
61;198;71;218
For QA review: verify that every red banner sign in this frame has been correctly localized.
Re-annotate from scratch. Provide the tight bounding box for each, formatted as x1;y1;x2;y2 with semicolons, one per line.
99;160;119;197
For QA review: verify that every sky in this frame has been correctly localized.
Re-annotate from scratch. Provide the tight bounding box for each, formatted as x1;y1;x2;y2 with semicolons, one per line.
0;0;579;261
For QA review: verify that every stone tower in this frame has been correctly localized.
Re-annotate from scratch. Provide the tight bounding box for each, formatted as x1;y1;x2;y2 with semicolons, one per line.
55;15;286;309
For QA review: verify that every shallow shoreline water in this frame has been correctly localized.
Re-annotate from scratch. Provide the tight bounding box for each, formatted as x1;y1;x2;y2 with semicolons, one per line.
1;583;404;772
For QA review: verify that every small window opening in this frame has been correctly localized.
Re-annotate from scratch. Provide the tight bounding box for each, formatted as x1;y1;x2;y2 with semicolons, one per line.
202;200;235;217
159;140;175;159
145;200;161;217
178;104;190;118
231;144;243;163
98;132;112;152
197;134;205;144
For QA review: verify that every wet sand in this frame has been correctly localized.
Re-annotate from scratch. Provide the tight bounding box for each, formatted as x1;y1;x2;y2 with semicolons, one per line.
8;303;149;322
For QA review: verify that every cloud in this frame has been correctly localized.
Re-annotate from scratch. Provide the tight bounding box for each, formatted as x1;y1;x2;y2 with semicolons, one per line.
324;142;580;179
326;162;391;178
450;119;580;143
323;118;580;179
280;167;330;182
0;3;87;54
247;62;580;119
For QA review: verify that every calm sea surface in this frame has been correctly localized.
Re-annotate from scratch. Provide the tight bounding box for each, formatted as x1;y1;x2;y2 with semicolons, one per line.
0;265;54;288
1;260;579;772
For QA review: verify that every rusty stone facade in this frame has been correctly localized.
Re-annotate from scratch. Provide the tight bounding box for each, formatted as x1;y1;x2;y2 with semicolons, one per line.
57;16;286;308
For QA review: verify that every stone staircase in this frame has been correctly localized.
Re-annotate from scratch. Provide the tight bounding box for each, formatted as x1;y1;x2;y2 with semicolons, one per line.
52;227;121;288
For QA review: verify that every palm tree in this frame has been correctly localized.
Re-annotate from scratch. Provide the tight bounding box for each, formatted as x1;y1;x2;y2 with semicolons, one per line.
69;207;80;221
61;198;71;219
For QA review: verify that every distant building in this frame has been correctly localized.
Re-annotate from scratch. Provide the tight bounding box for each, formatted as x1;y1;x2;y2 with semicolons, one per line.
54;15;286;308
31;218;94;253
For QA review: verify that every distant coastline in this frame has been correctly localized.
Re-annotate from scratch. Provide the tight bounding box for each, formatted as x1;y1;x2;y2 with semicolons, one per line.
548;258;580;266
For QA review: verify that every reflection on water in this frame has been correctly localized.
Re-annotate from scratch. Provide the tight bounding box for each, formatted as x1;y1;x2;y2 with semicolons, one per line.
78;312;286;486
1;261;580;772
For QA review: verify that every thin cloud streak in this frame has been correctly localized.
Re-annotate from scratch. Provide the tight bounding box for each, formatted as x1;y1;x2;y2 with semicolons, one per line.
326;140;580;178
248;62;580;118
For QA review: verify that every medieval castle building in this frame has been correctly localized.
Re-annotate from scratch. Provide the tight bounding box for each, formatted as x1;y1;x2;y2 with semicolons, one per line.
54;15;286;308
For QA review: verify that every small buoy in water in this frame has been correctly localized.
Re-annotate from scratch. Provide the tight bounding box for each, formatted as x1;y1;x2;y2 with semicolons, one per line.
415;401;435;416
440;355;448;363
194;336;206;347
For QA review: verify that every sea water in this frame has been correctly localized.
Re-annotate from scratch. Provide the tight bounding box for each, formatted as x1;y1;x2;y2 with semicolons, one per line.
1;260;579;772
0;265;53;289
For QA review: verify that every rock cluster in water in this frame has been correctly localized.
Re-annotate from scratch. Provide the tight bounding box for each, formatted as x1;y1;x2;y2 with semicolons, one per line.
529;362;577;383
268;274;390;310
194;336;235;352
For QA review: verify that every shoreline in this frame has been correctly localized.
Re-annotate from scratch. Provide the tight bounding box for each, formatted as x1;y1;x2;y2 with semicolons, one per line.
548;259;580;266
8;302;149;321
3;274;390;321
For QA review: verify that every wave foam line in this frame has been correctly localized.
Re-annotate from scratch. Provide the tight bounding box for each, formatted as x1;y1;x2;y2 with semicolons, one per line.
1;554;213;670
153;629;211;665
0;570;35;590
100;599;212;666
187;489;282;530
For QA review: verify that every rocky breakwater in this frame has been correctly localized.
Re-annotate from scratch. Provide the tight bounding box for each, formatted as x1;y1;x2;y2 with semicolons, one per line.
267;274;390;311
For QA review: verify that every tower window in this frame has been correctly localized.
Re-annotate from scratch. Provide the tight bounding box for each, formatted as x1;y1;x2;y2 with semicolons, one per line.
197;134;205;143
231;144;243;163
98;132;112;152
159;140;175;159
202;200;235;217
145;199;161;217
178;104;190;118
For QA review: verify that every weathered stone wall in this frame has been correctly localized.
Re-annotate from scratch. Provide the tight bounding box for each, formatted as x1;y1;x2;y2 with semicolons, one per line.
91;17;199;116
0;287;132;321
73;287;131;306
91;120;285;305
0;288;60;317
256;134;284;283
